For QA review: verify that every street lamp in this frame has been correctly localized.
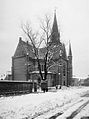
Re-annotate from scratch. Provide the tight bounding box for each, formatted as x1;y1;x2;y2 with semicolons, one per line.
59;50;62;87
25;53;29;81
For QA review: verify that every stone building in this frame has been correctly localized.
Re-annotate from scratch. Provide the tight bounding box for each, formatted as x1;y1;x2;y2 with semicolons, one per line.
12;12;73;87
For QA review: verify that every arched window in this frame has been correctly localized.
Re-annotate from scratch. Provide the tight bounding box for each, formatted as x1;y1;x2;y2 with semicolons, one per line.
63;65;66;76
41;64;44;71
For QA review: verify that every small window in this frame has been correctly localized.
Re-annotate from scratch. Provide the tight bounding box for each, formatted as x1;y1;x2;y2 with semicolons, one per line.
64;81;65;85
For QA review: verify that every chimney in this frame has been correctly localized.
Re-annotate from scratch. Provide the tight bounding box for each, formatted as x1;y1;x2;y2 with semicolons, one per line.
19;37;22;42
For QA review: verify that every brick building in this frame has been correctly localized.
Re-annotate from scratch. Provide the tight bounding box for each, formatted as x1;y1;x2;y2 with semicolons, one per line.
12;12;73;87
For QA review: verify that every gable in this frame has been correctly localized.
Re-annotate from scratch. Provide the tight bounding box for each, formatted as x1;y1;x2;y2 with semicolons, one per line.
14;39;35;59
14;41;26;57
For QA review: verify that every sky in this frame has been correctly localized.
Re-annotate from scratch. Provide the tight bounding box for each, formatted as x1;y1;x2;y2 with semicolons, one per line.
0;0;89;79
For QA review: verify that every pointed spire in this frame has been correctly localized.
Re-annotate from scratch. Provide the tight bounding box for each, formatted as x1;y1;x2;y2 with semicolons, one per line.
63;43;67;59
68;41;72;56
51;10;60;43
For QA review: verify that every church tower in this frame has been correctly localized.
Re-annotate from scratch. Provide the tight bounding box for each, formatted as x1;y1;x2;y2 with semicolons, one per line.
49;10;71;86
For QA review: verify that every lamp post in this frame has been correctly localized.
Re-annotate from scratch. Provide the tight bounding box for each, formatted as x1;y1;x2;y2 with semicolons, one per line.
60;63;62;87
32;77;35;92
59;50;62;87
26;53;29;81
57;65;60;86
57;63;62;88
25;53;31;81
67;60;69;87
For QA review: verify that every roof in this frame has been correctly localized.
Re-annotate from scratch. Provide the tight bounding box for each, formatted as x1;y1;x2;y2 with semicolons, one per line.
14;37;68;63
14;38;35;58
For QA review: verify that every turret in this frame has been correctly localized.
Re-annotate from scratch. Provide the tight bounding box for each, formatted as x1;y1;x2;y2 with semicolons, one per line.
68;42;72;63
62;43;67;60
67;42;73;86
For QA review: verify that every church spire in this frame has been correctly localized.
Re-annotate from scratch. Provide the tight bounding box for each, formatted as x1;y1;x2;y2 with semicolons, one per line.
51;10;60;43
68;42;72;56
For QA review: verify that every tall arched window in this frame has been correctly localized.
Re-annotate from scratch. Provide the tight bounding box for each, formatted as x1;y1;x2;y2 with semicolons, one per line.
41;64;44;71
63;65;66;76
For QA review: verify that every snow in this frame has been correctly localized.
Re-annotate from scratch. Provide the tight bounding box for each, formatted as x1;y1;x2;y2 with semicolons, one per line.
74;103;89;119
0;86;89;119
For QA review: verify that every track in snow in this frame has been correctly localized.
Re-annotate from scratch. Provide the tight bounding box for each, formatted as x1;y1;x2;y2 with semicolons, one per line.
66;100;89;119
22;89;89;119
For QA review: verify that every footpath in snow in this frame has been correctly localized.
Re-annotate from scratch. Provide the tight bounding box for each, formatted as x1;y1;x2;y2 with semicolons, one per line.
0;86;89;119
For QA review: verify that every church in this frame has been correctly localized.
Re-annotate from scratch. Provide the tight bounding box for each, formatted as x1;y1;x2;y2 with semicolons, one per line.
12;12;73;87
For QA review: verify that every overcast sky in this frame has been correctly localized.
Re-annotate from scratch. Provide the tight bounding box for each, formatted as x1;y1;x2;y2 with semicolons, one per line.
0;0;89;79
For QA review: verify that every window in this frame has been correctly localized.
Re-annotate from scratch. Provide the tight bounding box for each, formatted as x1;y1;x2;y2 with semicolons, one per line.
63;65;66;76
41;64;44;71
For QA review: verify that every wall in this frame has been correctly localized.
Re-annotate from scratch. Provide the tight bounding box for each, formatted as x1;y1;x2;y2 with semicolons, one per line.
12;56;26;81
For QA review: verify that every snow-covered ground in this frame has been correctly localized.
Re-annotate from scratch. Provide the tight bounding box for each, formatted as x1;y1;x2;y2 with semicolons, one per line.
0;86;89;119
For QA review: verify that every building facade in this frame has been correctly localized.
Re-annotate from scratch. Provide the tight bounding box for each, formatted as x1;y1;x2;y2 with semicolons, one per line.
12;12;73;87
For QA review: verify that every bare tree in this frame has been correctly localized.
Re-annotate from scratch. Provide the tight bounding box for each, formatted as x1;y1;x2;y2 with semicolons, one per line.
21;15;59;83
39;15;52;81
21;21;44;81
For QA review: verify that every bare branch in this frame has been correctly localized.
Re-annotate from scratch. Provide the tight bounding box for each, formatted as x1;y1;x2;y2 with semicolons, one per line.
21;14;61;82
40;14;51;47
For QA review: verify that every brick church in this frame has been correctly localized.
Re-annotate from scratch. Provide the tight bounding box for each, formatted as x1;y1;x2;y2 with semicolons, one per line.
12;12;73;87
